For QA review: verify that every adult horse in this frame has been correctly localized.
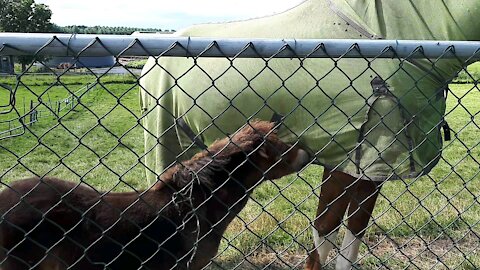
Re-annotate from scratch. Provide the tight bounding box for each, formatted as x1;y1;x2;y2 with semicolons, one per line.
139;1;480;269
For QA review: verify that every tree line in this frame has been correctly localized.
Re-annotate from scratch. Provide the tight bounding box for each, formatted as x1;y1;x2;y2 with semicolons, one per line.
0;0;174;34
56;25;174;35
0;0;173;71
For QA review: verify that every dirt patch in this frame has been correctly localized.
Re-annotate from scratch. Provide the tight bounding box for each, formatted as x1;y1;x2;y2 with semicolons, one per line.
207;232;480;269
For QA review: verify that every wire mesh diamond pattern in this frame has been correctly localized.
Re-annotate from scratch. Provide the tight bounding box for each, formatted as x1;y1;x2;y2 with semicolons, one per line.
0;35;479;270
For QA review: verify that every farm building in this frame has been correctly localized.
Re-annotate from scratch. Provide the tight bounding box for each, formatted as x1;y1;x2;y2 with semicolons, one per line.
46;56;115;68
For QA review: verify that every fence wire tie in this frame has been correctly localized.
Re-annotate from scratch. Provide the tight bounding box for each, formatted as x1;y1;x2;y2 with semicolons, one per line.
281;38;298;59
66;33;77;57
172;169;202;267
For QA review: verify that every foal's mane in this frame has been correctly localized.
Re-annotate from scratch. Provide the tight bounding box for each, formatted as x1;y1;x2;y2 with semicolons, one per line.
153;121;276;190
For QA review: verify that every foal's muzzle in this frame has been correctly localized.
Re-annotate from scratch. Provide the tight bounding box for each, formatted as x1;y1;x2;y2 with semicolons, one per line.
290;148;311;171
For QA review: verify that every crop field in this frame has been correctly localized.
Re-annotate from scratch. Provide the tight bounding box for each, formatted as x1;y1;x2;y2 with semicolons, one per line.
0;64;479;269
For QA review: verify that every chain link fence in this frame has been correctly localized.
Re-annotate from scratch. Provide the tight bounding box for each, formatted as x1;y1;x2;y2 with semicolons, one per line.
0;34;479;269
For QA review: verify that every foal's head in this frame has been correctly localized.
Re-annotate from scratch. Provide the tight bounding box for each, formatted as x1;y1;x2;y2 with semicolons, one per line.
156;120;310;192
209;120;311;182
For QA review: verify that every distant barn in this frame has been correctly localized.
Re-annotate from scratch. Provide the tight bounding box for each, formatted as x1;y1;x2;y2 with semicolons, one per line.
45;30;175;69
46;56;115;69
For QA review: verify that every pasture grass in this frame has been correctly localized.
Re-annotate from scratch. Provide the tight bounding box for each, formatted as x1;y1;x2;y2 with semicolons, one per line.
124;59;148;69
0;73;145;190
455;62;480;83
0;73;479;269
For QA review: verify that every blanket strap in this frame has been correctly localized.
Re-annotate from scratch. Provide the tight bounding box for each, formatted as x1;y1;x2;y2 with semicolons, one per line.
176;117;208;150
442;121;451;141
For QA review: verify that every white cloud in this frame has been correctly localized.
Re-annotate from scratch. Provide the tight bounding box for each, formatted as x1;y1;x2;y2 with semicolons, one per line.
36;0;305;29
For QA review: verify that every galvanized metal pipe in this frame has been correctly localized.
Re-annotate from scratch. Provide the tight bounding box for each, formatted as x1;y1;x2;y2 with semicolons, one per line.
1;32;480;59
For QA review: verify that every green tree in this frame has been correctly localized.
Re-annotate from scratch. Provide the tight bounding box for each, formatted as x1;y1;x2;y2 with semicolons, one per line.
0;0;54;71
0;0;53;32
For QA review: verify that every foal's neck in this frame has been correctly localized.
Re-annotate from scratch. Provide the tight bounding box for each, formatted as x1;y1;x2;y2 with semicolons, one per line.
152;150;263;219
202;157;263;225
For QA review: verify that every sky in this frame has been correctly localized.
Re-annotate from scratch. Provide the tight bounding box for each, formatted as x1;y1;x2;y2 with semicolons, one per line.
36;0;305;30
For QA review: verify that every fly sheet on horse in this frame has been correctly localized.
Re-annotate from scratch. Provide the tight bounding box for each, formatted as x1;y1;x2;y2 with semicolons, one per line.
140;0;479;183
141;0;480;182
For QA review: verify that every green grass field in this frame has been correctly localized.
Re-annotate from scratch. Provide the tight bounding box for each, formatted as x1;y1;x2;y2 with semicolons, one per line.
0;71;478;269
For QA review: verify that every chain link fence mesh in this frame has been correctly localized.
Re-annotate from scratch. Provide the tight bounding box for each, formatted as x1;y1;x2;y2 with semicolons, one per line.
0;35;479;269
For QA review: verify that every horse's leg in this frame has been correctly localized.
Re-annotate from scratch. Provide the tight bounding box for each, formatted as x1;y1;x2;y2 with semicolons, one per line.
335;180;382;270
305;169;356;270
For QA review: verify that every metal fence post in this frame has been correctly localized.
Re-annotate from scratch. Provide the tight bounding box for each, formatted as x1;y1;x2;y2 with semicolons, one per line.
29;100;33;126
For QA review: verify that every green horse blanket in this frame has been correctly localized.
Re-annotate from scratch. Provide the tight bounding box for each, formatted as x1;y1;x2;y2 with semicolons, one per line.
140;0;480;184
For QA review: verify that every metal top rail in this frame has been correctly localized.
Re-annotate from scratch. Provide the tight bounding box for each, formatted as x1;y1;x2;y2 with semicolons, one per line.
1;32;480;59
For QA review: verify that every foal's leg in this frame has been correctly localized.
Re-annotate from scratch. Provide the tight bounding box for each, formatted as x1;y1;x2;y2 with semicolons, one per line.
305;170;356;270
336;180;382;270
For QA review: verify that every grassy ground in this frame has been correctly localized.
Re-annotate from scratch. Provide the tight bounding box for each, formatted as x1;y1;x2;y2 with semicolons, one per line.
0;72;479;269
124;59;148;69
455;62;480;84
0;74;145;190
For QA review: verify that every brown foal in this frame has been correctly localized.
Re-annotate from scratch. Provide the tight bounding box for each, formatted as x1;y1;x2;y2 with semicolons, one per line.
0;121;310;270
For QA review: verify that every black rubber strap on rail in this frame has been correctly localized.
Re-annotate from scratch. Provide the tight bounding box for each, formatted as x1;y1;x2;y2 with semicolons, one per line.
442;121;451;141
